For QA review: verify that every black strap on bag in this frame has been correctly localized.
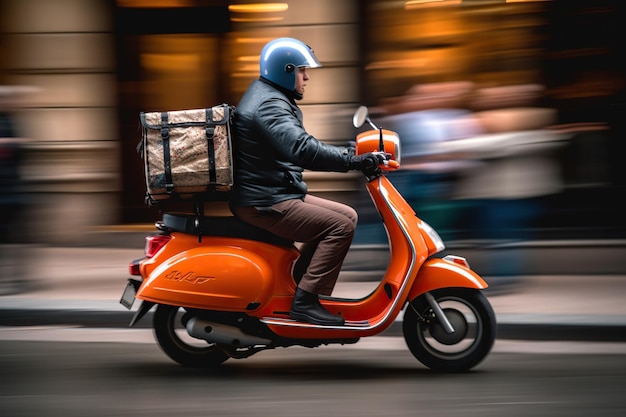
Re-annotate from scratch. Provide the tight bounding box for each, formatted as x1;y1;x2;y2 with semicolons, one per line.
161;112;174;193
205;107;217;184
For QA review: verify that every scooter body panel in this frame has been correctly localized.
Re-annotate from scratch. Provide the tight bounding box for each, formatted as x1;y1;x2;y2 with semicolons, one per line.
136;233;300;311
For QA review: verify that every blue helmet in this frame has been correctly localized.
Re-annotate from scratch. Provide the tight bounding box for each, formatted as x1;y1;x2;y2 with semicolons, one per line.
259;37;322;91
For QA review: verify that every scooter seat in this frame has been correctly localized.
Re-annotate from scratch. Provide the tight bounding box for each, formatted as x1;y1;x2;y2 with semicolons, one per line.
161;213;294;247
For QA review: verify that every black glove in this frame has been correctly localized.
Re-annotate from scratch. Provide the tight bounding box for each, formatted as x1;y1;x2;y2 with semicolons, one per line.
348;152;390;180
348;152;388;171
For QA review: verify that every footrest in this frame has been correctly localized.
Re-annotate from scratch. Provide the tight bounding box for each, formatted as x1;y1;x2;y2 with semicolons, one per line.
344;319;370;327
261;317;370;328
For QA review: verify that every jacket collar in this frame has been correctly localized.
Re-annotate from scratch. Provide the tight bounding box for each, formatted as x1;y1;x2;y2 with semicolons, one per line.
259;77;301;102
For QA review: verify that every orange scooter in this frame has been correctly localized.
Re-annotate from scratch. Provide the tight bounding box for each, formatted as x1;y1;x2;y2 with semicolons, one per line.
120;106;496;372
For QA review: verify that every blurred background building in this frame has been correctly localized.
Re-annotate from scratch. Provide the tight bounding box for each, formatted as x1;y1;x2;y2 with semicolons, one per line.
0;0;624;245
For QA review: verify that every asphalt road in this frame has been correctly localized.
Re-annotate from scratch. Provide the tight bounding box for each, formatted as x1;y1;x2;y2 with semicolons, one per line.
1;335;626;417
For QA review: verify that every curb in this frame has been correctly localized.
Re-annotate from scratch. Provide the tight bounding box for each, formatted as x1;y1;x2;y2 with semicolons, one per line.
1;307;625;342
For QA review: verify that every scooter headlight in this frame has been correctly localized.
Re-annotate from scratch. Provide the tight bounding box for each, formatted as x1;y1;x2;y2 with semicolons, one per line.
355;129;401;164
418;219;445;255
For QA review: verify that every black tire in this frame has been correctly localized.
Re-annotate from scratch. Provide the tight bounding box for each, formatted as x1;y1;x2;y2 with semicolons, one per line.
403;288;496;372
153;304;230;368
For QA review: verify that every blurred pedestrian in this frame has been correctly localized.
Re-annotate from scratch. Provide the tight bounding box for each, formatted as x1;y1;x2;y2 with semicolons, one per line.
377;81;483;241
0;86;28;294
432;84;570;276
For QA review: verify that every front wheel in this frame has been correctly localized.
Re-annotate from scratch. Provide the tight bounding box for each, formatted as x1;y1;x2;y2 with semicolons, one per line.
403;288;496;372
153;304;230;368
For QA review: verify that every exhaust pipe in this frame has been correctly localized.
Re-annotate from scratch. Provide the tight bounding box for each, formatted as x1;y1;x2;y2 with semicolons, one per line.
186;317;272;347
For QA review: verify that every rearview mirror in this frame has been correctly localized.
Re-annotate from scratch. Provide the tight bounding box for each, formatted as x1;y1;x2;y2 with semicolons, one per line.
353;106;369;128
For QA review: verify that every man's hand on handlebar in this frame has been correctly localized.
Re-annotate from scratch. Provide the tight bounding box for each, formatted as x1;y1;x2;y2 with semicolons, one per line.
349;152;392;180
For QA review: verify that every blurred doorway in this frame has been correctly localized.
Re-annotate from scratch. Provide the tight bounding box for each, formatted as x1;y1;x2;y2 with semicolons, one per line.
114;2;232;223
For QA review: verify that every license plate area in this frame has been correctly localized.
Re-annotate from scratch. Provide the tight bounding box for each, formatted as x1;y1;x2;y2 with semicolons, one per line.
120;279;141;310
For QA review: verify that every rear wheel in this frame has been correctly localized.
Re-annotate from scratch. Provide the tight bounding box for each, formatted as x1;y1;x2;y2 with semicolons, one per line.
153;304;229;367
403;288;496;372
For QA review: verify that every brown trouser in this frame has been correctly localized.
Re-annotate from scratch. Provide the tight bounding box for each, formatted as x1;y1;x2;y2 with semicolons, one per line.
232;195;358;296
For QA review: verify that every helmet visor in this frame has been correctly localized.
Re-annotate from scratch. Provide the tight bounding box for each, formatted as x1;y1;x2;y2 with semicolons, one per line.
298;44;321;68
263;38;322;69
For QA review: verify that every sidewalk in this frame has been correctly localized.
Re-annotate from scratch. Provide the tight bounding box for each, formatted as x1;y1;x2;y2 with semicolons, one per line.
1;245;625;341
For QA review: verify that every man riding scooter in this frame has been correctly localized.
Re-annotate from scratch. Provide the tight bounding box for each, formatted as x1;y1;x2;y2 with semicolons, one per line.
122;37;495;372
229;37;387;326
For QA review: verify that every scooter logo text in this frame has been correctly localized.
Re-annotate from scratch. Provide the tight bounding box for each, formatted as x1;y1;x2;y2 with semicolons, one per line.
164;270;215;284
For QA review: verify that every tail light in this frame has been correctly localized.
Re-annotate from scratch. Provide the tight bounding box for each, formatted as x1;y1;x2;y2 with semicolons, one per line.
145;234;172;258
128;258;142;276
128;234;172;276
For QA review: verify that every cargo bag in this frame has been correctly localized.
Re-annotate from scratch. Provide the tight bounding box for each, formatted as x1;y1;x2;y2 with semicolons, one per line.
139;104;234;204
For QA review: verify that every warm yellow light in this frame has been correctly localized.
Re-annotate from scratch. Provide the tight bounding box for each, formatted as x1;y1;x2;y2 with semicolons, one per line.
366;58;429;71
237;56;261;62
231;16;284;22
405;0;461;9
234;37;275;44
232;72;259;78
141;53;199;71
228;3;288;13
237;64;261;72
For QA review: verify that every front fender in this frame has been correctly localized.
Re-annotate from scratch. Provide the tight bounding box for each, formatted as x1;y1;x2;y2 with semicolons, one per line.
407;257;488;301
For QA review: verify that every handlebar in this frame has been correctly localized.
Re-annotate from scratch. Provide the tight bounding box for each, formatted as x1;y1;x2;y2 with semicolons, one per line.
374;151;399;171
385;160;400;170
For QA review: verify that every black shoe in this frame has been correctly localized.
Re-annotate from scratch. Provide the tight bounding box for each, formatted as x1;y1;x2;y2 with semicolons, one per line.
290;288;345;326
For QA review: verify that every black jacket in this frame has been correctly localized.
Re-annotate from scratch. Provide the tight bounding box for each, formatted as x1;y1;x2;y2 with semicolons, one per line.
231;79;354;207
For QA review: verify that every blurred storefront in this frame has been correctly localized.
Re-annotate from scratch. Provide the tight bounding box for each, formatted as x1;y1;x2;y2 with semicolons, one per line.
360;0;626;240
0;0;364;244
0;0;624;244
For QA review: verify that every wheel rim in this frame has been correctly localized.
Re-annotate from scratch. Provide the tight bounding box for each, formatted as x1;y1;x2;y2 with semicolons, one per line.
416;296;483;360
429;308;468;345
